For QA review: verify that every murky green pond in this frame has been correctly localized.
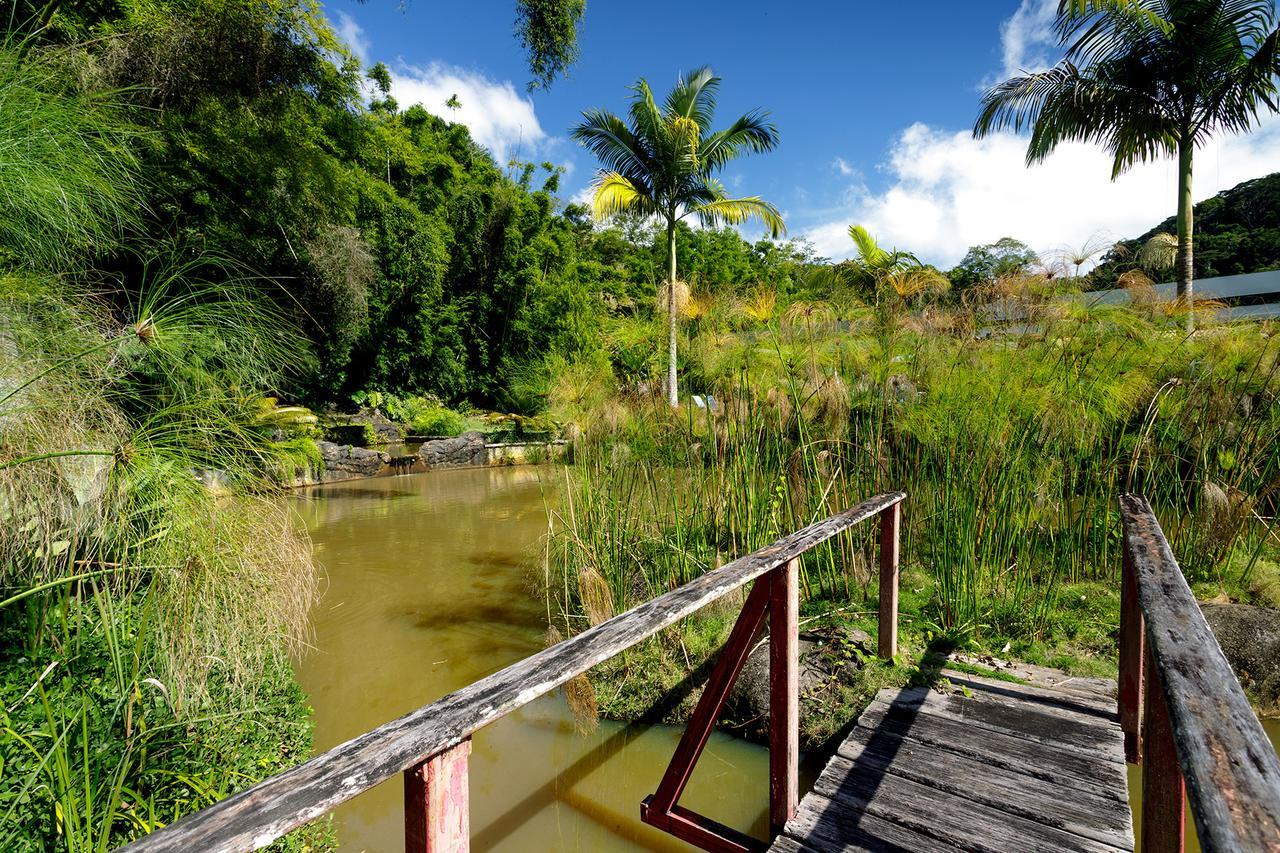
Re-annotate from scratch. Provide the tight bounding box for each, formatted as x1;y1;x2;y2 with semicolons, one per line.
291;468;771;852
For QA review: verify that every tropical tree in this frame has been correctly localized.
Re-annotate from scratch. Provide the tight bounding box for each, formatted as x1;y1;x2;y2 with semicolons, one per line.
949;237;1040;291
974;0;1280;330
844;225;923;292
572;67;785;406
812;226;947;304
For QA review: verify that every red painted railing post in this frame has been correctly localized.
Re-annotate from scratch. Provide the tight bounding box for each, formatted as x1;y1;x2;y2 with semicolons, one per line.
405;738;471;853
769;558;799;836
1119;545;1144;764
1141;643;1185;853
877;502;901;660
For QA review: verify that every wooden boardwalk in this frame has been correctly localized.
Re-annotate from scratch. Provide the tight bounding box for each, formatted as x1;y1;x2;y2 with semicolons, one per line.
772;669;1134;853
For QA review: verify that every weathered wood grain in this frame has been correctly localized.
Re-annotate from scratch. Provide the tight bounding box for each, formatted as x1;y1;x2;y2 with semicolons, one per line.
938;669;1121;723
835;725;1132;848
855;699;1128;801
404;738;470;852
856;684;1123;761
1118;544;1144;763
876;502;900;660
777;790;967;853
1120;493;1280;853
769;558;799;835
1140;644;1184;853
945;654;1118;704
811;753;1124;853
117;492;904;853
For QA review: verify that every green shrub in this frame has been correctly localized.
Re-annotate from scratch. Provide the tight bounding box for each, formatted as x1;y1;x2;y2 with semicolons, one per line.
0;590;333;851
410;406;466;437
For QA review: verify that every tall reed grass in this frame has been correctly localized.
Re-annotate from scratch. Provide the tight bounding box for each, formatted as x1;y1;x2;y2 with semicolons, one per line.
545;286;1279;643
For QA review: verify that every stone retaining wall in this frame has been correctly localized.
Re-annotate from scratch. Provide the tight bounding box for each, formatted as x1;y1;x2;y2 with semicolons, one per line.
296;437;567;486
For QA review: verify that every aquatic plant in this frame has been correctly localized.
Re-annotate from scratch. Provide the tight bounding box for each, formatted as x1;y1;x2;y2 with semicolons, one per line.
546;288;1280;644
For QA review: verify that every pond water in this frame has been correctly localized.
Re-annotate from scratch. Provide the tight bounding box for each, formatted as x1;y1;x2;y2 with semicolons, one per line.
291;468;772;852
290;466;1280;851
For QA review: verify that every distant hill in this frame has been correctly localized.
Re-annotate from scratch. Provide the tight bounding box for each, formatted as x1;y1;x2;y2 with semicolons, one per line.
1088;172;1280;290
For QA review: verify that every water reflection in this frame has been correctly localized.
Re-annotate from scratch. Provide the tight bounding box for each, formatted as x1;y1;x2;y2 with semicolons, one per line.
291;468;771;851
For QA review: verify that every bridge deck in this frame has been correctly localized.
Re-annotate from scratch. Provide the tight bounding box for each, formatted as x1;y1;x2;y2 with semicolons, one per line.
771;670;1134;852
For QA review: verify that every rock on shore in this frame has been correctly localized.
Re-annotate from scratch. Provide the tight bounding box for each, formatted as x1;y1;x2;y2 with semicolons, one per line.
418;431;488;468
317;441;390;482
1202;601;1280;709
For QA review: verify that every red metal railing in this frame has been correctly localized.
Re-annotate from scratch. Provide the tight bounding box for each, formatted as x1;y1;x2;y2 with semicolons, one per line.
640;499;901;852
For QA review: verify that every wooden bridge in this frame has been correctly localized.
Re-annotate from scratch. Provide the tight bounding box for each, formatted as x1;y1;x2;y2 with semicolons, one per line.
119;493;1280;853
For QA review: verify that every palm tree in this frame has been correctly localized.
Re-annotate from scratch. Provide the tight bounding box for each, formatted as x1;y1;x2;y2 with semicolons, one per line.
814;226;946;304
572;67;785;406
974;0;1280;330
844;225;922;292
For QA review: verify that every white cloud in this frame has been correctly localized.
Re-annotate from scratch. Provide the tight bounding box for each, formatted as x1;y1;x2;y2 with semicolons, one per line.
569;184;596;208
802;115;1280;267
389;64;544;163
996;0;1058;82
833;157;858;177
335;12;370;64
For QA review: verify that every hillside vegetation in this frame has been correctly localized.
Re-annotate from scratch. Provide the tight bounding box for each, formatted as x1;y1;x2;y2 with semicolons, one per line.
1090;172;1280;289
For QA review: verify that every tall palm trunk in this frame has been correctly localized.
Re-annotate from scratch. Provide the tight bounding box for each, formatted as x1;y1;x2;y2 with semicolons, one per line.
665;218;678;407
1176;135;1195;333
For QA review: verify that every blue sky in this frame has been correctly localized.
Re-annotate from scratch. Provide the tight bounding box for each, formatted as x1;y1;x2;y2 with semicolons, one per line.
330;0;1280;268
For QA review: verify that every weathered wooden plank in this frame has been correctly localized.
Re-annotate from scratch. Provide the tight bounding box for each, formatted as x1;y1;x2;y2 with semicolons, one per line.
769;558;799;835
945;654;1117;704
1118;545;1144;764
856;699;1129;801
836;725;1133;848
780;791;966;853
767;837;819;853
1140;644;1185;853
938;670;1121;724
860;685;1124;761
404;739;470;853
1120;494;1280;853
876;502;900;660
115;491;904;853
811;756;1126;853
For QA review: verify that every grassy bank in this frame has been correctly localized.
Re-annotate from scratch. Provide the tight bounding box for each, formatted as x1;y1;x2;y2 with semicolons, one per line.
0;270;332;849
0;42;329;849
542;287;1280;735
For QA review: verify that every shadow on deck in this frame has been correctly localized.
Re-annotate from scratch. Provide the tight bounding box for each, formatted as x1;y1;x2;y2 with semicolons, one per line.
772;670;1133;852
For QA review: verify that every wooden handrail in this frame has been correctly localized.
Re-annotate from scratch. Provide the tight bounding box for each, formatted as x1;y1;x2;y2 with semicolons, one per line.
1118;494;1280;852
118;491;906;852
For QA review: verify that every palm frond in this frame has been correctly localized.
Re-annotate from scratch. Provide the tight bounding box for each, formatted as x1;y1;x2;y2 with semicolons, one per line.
570;109;650;177
848;225;888;267
699;110;780;172
665;66;718;126
589;171;656;221
692;196;786;238
628;79;666;149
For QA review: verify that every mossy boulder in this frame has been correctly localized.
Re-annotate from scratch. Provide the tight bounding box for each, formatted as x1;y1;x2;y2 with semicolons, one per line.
726;626;872;744
317;441;390;482
1201;601;1280;710
418;431;488;468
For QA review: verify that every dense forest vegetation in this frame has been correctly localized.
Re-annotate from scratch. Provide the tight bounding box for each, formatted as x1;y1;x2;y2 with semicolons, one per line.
1089;172;1280;289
